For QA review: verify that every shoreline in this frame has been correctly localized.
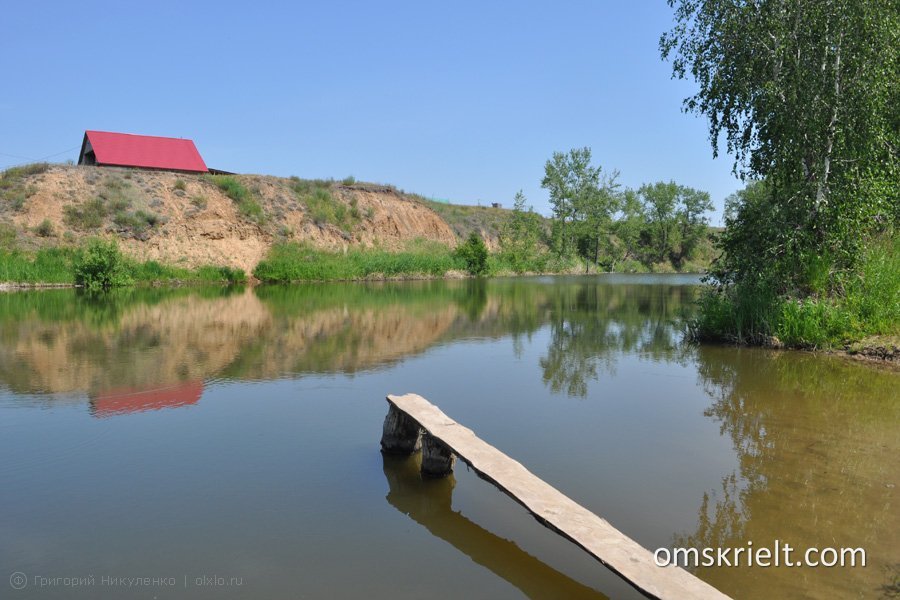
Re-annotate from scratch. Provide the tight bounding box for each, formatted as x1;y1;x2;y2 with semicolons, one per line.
5;275;893;366
1;268;709;290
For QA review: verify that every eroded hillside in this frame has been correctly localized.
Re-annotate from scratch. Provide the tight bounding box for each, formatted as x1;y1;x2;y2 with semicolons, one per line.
2;165;462;274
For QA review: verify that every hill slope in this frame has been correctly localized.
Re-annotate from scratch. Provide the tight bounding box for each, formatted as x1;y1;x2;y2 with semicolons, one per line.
2;165;465;273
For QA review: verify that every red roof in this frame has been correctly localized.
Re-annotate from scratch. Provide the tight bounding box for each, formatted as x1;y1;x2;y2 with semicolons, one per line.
83;130;208;172
91;380;204;417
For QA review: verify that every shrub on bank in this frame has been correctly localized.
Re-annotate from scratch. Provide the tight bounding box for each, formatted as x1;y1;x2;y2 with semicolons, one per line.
455;233;489;276
73;238;133;291
690;234;899;348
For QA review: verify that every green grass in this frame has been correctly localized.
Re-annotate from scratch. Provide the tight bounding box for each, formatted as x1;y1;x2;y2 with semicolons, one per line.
0;241;246;287
0;248;74;284
204;175;266;224
288;177;360;232
0;163;48;211
253;241;463;282
422;199;515;242
691;233;899;348
64;198;109;230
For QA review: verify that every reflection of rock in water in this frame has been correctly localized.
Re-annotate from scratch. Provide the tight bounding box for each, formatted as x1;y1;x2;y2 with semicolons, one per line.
382;454;605;600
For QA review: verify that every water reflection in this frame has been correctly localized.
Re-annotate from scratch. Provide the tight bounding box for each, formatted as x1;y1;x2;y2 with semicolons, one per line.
89;381;204;417
539;282;694;396
0;276;895;599
382;453;604;599
0;277;698;401
677;347;900;598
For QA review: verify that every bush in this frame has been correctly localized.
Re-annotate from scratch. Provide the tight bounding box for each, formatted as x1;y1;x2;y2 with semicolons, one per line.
690;233;899;348
455;233;489;276
0;164;46;211
342;175;356;186
205;175;266;224
196;265;247;284
64;198;108;230
73;238;133;291
173;179;187;192
34;219;54;237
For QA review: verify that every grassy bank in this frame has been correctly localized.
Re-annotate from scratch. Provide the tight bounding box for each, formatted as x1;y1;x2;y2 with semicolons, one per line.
1;242;246;288
690;234;899;350
251;237;586;283
253;240;464;282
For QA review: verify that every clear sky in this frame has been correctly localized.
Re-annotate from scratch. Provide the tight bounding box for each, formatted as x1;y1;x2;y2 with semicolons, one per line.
1;0;742;224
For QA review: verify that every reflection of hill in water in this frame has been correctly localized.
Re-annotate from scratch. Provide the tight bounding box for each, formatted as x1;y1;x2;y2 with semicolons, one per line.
0;277;699;402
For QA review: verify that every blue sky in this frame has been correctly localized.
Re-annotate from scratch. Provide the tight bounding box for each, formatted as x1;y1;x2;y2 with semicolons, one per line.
1;1;742;224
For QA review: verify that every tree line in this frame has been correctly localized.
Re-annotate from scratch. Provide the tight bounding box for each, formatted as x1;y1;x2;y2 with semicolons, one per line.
498;147;715;274
661;0;898;347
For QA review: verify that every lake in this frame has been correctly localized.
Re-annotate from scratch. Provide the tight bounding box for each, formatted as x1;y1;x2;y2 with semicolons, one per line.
1;275;897;599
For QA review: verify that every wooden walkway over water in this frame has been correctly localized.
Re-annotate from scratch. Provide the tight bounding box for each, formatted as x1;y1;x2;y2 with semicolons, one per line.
380;393;730;600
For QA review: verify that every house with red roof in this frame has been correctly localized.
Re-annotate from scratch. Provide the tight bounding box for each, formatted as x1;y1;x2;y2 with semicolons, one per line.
77;130;208;173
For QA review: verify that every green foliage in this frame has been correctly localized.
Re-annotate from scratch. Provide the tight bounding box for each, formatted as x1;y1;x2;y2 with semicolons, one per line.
638;181;712;267
498;191;549;273
33;219;54;238
691;233;899;348
289;178;359;232
73;238;133;291
128;261;247;285
64;198;108;230
541;147;621;264
663;0;899;344
206;175;266;224
455;232;489;276
254;241;462;282
1;163;49;179
173;179;187;192
423;199;514;243
113;209;163;237
0;247;73;284
194;265;247;284
0;223;17;248
341;175;356;186
0;163;47;211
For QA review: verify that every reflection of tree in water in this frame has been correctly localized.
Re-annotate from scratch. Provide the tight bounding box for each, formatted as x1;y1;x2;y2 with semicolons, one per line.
539;283;695;397
675;347;900;598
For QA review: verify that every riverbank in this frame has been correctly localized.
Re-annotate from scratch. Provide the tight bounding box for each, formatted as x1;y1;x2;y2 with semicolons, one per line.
0;243;246;289
690;234;899;355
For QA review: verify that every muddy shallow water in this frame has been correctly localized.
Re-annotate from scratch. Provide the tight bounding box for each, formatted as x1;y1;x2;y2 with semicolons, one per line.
1;275;896;599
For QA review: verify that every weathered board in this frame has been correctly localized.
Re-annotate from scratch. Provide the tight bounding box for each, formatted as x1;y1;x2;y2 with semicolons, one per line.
384;393;731;600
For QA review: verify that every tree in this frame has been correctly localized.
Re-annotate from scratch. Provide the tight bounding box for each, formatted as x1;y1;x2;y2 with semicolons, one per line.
661;0;899;285
612;189;646;265
500;191;545;273
456;232;489;276
541;147;621;268
638;182;680;264
638;182;713;267
676;186;714;264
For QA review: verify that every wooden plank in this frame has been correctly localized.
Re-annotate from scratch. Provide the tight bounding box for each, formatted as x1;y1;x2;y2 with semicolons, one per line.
386;393;731;600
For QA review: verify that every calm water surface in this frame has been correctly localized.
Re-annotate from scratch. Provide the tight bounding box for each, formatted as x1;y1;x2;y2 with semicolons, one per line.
0;276;897;599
